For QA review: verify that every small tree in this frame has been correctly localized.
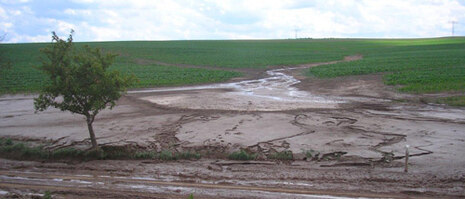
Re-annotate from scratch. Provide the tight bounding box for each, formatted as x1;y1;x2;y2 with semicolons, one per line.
34;31;135;150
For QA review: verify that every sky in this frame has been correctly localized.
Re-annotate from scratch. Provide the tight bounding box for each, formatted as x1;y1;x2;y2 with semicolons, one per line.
1;0;465;43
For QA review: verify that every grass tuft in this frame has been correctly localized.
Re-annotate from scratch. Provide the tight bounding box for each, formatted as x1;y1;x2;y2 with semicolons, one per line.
268;150;293;161
228;150;257;160
435;96;465;106
134;151;156;159
0;139;201;161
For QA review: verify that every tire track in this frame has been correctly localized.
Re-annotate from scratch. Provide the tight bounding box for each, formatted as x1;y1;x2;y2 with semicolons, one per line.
0;170;427;199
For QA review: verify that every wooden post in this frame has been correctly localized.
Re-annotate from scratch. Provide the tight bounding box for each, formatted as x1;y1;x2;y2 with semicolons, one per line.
404;145;409;173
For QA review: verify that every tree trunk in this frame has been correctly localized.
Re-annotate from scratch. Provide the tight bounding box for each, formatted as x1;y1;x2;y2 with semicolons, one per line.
86;118;98;150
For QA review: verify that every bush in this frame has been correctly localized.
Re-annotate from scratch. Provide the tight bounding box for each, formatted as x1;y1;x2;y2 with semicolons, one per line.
228;150;257;160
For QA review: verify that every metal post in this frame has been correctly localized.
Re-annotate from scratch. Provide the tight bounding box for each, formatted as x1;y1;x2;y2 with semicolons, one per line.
404;145;409;173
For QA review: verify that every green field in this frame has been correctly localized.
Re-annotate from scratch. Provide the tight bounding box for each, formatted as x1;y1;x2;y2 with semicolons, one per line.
306;38;465;93
1;38;464;99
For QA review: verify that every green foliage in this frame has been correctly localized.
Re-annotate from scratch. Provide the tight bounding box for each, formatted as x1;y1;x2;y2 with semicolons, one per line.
157;150;175;160
175;151;202;160
51;147;84;159
21;146;49;159
43;191;52;199
0;34;11;70
2;37;464;101
4;138;13;145
228;150;257;160
134;151;156;159
187;193;194;199
118;64;241;88
0;140;48;159
34;31;135;115
0;139;202;161
307;38;465;94
100;146;133;159
302;149;320;159
1;142;25;153
436;96;465;106
268;150;293;161
33;31;136;149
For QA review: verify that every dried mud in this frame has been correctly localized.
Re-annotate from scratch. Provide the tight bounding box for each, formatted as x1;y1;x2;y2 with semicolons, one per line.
1;56;464;198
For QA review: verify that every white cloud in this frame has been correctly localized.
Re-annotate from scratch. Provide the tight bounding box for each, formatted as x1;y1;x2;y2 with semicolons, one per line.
1;0;465;42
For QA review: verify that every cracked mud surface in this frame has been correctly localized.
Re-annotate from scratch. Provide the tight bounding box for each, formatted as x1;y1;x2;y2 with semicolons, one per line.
1;56;465;198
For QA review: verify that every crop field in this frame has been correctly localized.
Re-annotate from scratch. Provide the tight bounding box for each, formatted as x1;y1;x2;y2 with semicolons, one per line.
0;42;244;93
306;38;465;93
1;37;464;96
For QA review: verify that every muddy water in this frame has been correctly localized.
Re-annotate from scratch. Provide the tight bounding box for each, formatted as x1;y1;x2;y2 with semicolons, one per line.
130;67;352;111
0;170;387;199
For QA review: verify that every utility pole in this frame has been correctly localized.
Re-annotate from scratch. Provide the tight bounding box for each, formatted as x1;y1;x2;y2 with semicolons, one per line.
449;20;458;36
294;27;301;39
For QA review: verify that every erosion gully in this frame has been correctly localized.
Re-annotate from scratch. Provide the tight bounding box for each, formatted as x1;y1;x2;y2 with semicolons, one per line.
1;56;464;198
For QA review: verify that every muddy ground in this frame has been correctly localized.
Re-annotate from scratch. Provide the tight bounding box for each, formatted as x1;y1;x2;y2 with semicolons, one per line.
1;57;464;198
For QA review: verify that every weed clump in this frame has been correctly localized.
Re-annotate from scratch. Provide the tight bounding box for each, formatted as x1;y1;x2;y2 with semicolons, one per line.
134;151;156;159
268;150;293;161
157;150;201;160
0;139;49;159
228;150;257;160
302;149;320;160
43;191;52;199
0;138;201;161
51;148;84;159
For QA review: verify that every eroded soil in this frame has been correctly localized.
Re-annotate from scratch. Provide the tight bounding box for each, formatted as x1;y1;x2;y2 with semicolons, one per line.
1;56;464;198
